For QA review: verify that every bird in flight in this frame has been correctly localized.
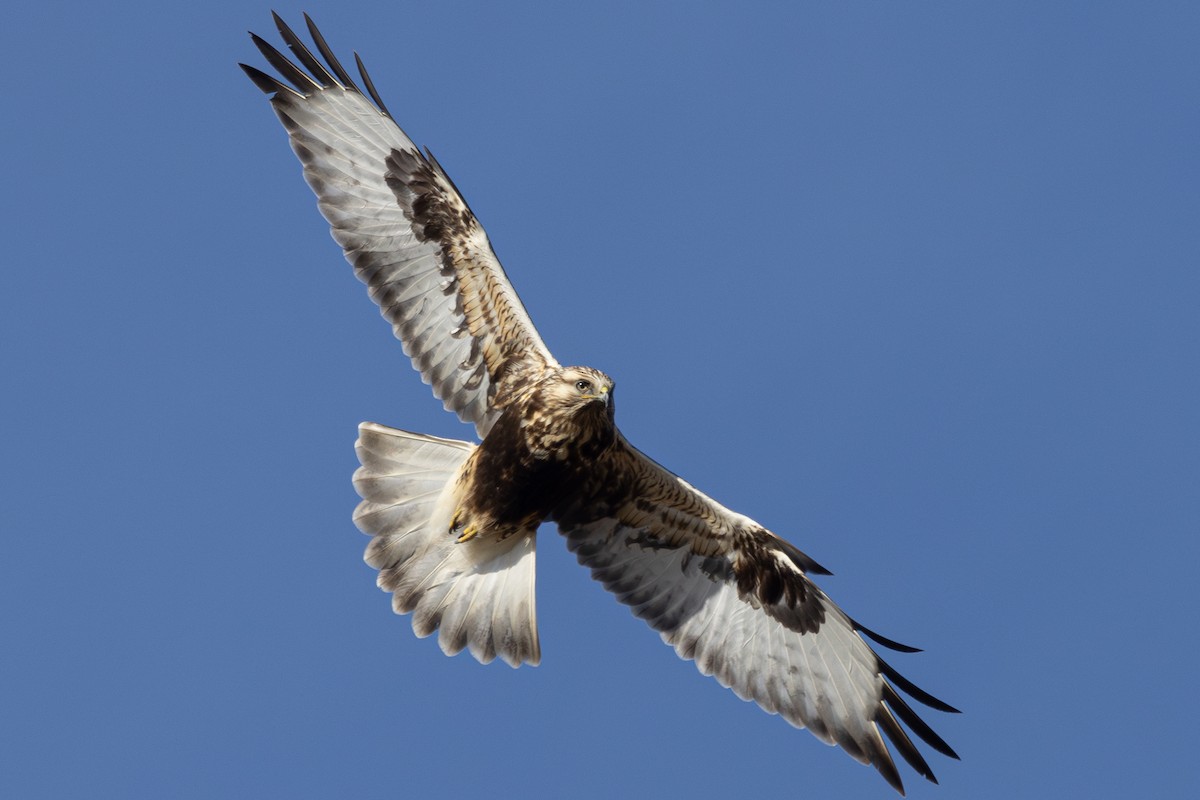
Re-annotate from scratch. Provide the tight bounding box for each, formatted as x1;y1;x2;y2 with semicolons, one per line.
242;13;959;794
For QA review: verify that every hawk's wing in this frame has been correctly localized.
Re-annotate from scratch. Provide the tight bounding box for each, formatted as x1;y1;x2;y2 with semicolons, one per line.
242;14;558;437
557;437;959;795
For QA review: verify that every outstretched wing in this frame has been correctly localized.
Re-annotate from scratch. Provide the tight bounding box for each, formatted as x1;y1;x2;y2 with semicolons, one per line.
242;14;558;437
556;438;959;795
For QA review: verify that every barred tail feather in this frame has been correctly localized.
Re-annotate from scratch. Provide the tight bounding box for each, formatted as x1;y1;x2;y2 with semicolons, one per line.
352;422;540;667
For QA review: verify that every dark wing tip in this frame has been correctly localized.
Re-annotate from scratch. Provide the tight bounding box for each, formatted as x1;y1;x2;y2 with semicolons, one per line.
879;764;906;796
355;51;394;118
246;14;372;101
869;651;960;790
882;681;961;761
272;10;340;88
878;656;961;714
303;12;363;92
248;31;321;93
240;62;302;98
854;619;923;653
877;702;938;792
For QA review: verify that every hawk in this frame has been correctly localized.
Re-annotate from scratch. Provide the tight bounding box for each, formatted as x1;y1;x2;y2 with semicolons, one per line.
242;14;959;794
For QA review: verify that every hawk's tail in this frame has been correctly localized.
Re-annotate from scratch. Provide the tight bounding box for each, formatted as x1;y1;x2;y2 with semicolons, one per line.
352;422;540;667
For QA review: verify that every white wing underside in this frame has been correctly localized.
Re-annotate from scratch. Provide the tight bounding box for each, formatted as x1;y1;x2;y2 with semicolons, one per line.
552;439;956;792
249;21;556;437
563;517;886;762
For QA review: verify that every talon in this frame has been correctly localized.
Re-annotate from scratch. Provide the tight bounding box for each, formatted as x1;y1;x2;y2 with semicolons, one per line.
456;525;479;543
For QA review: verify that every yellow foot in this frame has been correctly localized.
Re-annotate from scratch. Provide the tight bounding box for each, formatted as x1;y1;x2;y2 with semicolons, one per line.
450;509;480;542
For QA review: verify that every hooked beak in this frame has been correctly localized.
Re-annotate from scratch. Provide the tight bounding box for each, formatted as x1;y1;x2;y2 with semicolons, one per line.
586;384;612;405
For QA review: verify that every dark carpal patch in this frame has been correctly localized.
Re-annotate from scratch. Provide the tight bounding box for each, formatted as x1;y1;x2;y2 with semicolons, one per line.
385;149;474;246
734;536;827;635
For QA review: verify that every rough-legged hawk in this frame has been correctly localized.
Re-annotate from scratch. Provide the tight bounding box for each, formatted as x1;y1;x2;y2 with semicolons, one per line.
242;14;958;794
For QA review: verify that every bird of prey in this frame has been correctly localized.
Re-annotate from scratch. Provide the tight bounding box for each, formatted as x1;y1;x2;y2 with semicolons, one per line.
242;14;959;794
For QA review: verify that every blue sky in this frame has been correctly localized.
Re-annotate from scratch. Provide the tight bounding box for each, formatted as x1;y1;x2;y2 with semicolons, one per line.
3;1;1198;797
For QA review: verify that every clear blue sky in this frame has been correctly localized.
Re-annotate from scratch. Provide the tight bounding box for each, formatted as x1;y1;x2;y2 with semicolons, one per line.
3;2;1197;797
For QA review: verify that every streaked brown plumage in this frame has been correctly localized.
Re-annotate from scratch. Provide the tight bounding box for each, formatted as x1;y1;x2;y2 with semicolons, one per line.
451;366;616;542
243;14;959;795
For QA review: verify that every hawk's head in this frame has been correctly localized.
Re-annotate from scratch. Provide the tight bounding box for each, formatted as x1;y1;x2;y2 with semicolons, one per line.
550;366;615;420
519;366;616;461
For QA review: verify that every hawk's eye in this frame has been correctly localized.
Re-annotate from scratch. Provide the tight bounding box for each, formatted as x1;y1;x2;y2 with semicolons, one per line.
575;379;593;393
